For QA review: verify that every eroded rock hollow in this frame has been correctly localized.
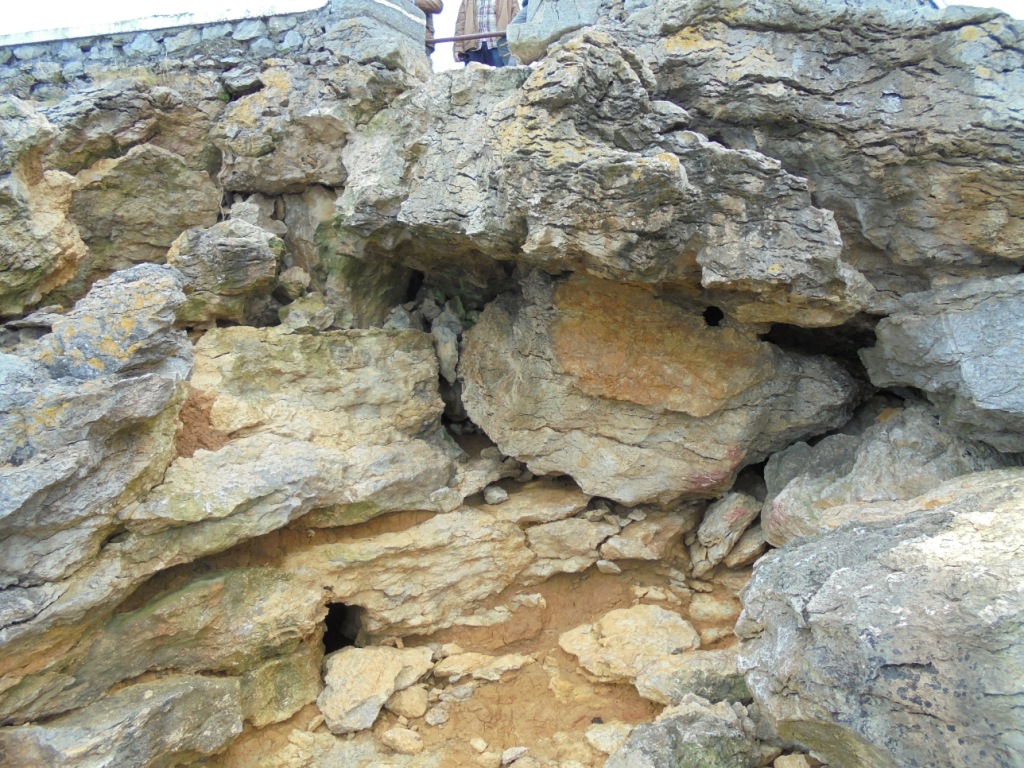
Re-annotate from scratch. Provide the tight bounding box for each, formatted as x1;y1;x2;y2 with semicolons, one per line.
0;0;1022;766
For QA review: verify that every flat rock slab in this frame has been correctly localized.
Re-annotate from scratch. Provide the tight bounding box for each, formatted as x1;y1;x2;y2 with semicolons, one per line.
560;604;701;683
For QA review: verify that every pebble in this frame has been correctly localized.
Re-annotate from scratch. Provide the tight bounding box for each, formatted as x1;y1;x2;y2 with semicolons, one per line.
596;559;622;574
470;737;488;753
424;705;450;726
380;726;424;755
501;746;529;765
484;485;509;505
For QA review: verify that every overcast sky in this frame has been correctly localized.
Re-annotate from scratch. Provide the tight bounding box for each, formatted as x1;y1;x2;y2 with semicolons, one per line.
2;0;1022;72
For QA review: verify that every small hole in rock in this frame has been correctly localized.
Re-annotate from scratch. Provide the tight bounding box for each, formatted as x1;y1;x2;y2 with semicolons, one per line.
702;306;724;327
323;603;365;653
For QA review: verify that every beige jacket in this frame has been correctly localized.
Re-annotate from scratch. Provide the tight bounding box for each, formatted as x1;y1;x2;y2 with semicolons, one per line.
454;0;520;59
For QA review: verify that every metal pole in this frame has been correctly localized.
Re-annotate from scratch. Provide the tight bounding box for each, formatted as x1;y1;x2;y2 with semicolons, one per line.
427;31;506;44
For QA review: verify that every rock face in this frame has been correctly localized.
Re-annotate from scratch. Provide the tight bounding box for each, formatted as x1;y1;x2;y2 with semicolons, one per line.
738;470;1024;768
623;0;1024;304
0;1;1023;766
167;219;285;325
0;264;190;612
762;397;1018;545
0;98;87;317
861;276;1024;452
461;272;857;504
605;695;766;768
335;31;872;326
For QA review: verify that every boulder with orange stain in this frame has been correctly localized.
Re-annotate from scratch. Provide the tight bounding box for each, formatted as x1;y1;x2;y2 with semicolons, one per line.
461;272;857;505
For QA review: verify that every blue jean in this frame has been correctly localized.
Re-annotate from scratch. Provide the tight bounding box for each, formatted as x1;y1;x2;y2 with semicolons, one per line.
464;44;506;67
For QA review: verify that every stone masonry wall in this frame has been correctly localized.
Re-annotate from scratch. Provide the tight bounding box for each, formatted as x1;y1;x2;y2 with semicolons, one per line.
0;0;431;100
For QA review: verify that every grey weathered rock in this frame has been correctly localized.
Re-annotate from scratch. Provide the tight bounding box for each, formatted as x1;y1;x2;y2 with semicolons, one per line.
0;264;190;595
690;493;762;577
0;98;86;317
0;568;321;723
279;292;336;332
635;648;750;705
861;277;1024;452
336;32;871;326
0;676;242;767
624;0;1024;304
167;219;285;325
460;272;857;504
507;0;609;64
738;469;1024;768
69;143;220;274
213;62;410;195
605;695;765;768
763;397;1019;545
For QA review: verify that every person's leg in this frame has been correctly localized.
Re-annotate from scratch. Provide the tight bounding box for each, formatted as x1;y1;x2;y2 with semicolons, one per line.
465;45;505;67
484;45;505;67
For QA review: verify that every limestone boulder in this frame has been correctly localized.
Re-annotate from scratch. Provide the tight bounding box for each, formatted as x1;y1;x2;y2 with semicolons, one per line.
432;651;534;682
689;493;761;577
481;477;591;526
0;264;190;601
861;276;1024;452
282;508;534;637
601;511;690;561
625;0;1024;303
40;75;224;175
635;648;750;705
0;97;86;316
335;32;870;326
605;695;766;768
559;604;700;683
737;469;1024;768
763;397;1019;545
0;676;242;767
213;63;410;195
521;518;619;581
68;144;220;277
0;568;321;723
460;273;858;505
317;646;433;733
167;219;285;325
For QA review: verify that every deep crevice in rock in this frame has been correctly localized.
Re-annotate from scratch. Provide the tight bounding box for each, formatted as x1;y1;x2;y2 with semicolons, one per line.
323;603;365;653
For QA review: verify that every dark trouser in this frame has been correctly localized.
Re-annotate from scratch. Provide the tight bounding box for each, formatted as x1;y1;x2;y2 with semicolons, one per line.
464;44;506;67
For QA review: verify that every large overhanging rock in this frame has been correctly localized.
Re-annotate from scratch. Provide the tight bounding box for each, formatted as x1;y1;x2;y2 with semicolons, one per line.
737;469;1024;768
334;31;871;326
623;0;1024;304
0;264;191;600
461;272;857;505
860;275;1024;452
762;397;1020;545
0;98;87;317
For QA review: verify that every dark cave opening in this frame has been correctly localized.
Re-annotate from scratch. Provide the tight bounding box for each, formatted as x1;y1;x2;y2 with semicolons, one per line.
323;602;365;654
702;306;725;326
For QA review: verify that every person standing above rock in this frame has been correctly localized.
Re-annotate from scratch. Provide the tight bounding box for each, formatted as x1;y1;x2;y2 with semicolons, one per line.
454;0;520;67
417;0;443;56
